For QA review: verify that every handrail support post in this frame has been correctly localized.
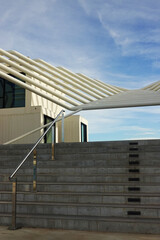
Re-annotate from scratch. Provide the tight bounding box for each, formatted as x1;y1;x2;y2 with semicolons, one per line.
62;110;65;142
8;178;20;230
33;149;37;192
52;124;55;160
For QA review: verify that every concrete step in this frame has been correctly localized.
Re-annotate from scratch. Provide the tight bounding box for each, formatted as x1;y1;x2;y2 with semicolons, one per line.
0;140;160;153
54;140;160;151
55;139;160;149
1;213;160;233
0;154;51;162
1;192;160;205
1;173;160;184
0;142;160;156
0;140;160;234
1;201;160;219
1;156;160;166
55;152;160;161
0;143;51;150
55;145;160;154
0;145;160;159
1;166;160;175
0;148;52;156
0;182;160;193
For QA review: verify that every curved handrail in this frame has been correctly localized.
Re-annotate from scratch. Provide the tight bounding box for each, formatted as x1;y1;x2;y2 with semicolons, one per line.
9;110;64;180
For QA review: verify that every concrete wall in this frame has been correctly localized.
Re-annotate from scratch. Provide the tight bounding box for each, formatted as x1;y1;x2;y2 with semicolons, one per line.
57;115;88;143
0;106;42;144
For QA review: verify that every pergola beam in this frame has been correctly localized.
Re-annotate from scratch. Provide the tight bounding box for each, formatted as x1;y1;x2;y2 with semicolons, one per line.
0;48;160;113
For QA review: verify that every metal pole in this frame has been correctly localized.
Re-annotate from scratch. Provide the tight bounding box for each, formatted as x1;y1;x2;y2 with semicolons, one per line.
62;111;65;142
33;149;37;192
8;178;17;230
52;125;55;160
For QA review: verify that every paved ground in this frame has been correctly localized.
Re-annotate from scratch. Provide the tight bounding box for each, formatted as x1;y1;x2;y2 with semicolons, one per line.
0;227;160;240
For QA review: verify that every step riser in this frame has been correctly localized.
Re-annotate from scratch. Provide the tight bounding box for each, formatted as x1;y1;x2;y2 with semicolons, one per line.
55;140;160;148
0;140;160;234
0;155;51;162
1;167;160;175
2;146;160;156
1;158;160;167
1;193;160;205
0;184;160;193
1;151;160;162
55;153;160;161
0;150;52;157
1;175;160;183
1;216;160;234
55;146;160;154
1;152;160;162
1;203;160;218
0;144;51;150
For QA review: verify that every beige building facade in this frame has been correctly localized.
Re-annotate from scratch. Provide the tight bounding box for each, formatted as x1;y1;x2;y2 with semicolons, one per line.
0;76;88;144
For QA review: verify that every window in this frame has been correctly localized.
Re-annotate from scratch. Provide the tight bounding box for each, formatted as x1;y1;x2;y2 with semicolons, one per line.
44;115;55;143
0;75;25;109
81;123;87;142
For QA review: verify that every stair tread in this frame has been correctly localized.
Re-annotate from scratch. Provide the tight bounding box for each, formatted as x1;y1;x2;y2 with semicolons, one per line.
2;173;160;176
1;200;160;208
1;166;160;169
1;140;160;233
2;181;160;186
1;212;160;223
1;191;160;196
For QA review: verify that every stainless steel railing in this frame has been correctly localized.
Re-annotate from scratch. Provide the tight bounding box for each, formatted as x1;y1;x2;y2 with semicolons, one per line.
8;109;65;230
8;108;81;230
9;109;64;180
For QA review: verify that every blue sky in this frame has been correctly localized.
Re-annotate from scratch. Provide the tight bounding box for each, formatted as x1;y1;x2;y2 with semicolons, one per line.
1;0;160;141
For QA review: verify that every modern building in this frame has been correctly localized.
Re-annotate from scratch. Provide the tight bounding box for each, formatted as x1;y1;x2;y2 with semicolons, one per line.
0;77;88;144
1;48;160;145
0;50;89;145
1;49;160;235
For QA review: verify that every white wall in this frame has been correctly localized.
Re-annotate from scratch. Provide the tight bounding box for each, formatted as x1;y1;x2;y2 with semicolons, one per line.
0;106;42;144
57;115;88;143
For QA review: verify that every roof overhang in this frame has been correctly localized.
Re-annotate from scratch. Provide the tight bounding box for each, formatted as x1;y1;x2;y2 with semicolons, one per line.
72;89;160;111
0;48;160;112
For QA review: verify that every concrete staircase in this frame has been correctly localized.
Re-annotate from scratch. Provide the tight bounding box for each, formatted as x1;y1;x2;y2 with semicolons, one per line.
0;140;160;233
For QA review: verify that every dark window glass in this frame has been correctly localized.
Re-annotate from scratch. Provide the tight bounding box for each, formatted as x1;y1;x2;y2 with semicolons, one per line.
14;83;25;107
0;75;25;109
0;79;4;108
5;81;14;108
81;123;87;142
44;115;55;143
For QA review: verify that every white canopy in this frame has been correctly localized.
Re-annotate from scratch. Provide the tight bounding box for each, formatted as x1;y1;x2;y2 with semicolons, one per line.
0;48;160;111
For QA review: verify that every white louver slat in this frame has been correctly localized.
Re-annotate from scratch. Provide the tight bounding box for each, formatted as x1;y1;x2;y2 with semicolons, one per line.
0;48;160;112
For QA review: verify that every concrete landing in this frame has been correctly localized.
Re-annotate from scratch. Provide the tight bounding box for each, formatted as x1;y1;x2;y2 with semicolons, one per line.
0;227;160;240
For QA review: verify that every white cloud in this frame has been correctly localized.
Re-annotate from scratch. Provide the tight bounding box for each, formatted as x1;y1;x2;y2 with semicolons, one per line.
80;106;160;141
129;106;160;115
1;0;160;141
152;61;160;69
79;0;160;59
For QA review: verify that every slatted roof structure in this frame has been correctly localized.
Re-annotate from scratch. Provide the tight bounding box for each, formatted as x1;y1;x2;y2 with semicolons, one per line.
0;48;160;112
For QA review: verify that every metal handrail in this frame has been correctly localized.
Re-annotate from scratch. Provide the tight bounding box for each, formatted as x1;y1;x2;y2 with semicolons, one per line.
9;109;64;180
3;121;52;145
8;108;81;230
